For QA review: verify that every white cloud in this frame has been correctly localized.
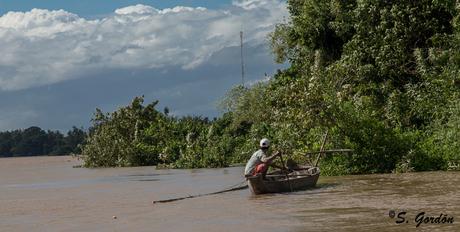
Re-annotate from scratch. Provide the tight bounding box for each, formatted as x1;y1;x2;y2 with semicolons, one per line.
114;4;157;15
232;0;272;10
0;0;287;91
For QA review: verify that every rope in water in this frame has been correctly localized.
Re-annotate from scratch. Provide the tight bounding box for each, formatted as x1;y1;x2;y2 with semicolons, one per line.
152;180;248;204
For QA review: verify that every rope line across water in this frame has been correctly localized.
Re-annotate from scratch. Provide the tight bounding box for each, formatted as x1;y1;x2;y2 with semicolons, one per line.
152;180;248;204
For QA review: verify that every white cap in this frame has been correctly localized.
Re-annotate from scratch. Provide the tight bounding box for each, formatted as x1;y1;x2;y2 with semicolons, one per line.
260;138;270;148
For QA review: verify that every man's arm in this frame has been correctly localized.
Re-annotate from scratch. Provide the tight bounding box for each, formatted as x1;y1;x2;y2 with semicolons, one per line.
261;151;281;163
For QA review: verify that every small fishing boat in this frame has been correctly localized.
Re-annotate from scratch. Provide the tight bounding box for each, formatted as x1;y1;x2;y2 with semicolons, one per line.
246;166;320;195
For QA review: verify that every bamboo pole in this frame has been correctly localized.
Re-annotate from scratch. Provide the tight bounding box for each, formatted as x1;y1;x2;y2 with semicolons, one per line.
279;153;293;192
304;149;353;155
314;131;329;167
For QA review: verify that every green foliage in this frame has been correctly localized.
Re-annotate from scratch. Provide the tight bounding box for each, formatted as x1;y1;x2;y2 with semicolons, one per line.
413;101;460;171
81;97;162;167
332;102;415;174
82;98;247;169
262;0;460;173
81;1;459;175
0;126;85;157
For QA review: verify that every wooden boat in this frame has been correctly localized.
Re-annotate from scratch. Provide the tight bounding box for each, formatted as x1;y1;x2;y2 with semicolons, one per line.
246;166;320;195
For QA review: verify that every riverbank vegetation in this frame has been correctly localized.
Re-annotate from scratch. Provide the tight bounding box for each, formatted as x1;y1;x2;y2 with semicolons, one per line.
81;0;460;175
0;126;85;157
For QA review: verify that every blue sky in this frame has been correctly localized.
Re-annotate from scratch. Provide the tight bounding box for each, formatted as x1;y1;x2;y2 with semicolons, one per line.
0;1;232;17
0;0;288;131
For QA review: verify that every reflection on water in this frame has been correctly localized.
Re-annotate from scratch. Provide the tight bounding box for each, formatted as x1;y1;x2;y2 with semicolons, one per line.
0;156;458;232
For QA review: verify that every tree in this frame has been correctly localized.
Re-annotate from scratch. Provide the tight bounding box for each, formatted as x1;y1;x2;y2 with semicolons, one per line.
65;127;86;154
81;97;163;167
11;127;47;156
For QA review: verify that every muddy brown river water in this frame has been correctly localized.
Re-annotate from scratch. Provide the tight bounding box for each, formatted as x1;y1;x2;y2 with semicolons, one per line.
0;156;458;231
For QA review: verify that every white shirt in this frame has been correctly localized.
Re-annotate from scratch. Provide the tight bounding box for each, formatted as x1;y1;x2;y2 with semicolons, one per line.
244;149;268;175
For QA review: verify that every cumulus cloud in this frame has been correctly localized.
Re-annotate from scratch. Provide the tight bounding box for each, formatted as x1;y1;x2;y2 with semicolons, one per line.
0;0;287;91
232;0;275;10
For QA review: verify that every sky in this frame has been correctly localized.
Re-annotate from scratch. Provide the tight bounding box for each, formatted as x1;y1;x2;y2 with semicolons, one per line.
0;0;288;131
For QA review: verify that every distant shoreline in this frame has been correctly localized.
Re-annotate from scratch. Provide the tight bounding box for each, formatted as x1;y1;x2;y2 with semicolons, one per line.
0;154;75;159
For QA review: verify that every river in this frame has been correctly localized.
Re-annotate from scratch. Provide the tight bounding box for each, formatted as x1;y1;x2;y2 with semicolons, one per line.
0;156;458;231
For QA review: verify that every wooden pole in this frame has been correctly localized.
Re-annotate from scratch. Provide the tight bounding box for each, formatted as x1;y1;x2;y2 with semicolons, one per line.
279;153;293;192
304;149;353;155
314;131;329;167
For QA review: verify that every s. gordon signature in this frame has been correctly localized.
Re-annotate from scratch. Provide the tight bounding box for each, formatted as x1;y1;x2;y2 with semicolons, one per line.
389;210;454;228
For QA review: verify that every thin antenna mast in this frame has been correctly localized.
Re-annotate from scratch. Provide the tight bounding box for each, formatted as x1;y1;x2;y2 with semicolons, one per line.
240;31;245;87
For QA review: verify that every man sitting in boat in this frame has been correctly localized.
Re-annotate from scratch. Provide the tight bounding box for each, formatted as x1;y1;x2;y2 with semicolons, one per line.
244;138;281;178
